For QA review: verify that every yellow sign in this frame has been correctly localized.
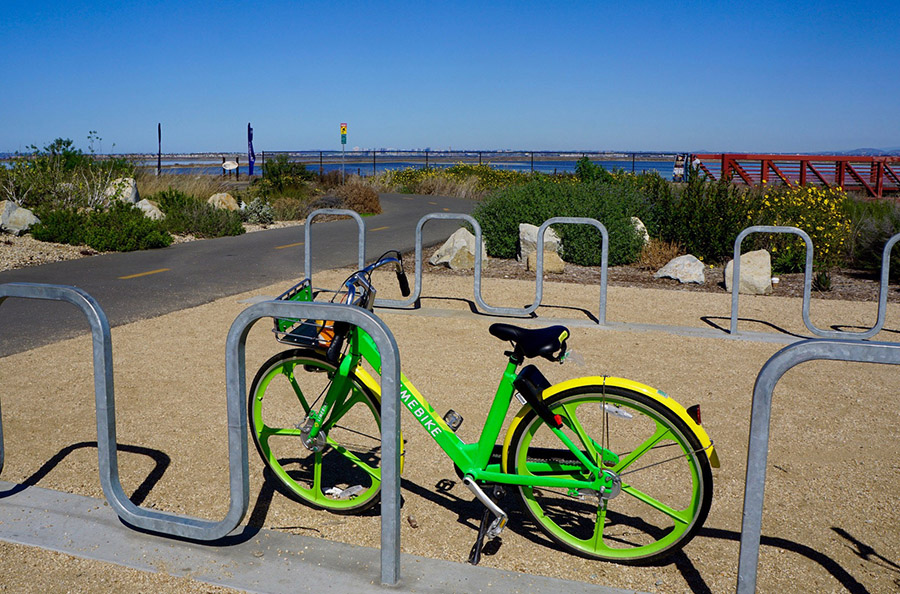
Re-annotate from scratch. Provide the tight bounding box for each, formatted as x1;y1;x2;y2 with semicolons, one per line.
340;123;347;134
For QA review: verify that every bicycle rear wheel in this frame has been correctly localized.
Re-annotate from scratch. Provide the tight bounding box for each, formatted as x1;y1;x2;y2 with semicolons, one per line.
505;385;712;564
249;349;384;513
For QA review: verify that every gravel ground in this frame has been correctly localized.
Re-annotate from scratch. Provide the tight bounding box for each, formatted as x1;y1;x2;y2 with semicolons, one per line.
1;266;899;593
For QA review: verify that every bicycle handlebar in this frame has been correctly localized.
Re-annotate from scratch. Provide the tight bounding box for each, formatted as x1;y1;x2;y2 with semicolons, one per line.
341;251;409;307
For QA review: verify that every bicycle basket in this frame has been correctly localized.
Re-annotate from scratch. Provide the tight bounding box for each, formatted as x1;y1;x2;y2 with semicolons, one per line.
272;278;351;348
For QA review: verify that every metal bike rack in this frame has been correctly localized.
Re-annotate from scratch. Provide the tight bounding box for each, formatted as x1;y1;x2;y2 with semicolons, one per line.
372;213;522;316
531;217;608;324
729;226;814;336
304;209;366;284
731;227;898;339
736;338;900;593
375;213;610;323
230;299;403;586
0;282;248;540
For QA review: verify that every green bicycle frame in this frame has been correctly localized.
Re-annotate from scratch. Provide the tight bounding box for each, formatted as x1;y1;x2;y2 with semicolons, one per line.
304;326;616;494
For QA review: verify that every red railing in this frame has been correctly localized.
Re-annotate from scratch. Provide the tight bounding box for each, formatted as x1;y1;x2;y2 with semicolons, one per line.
691;154;900;198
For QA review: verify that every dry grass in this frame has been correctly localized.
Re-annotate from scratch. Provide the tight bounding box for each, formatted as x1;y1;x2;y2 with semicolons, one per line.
334;181;382;214
638;239;682;270
135;170;230;199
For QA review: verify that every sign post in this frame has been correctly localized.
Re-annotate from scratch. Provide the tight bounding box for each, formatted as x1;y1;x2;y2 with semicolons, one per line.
340;122;347;183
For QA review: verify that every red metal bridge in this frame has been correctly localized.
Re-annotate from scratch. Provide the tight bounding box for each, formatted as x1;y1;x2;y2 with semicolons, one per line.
691;153;900;198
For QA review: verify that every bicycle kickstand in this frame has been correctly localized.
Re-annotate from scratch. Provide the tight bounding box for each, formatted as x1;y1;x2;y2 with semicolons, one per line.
464;478;507;565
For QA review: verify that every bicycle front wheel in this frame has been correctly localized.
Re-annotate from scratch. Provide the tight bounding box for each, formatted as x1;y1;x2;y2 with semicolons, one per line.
505;385;712;564
249;348;384;513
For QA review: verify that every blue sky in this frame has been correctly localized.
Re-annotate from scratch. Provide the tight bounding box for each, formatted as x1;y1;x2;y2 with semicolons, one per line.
2;1;898;154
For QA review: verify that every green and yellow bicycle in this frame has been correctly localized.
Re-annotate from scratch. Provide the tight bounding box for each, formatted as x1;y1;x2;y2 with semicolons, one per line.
249;251;719;564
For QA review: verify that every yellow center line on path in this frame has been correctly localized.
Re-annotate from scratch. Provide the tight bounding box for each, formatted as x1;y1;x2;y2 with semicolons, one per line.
428;201;437;205
118;268;170;280
275;241;305;250
371;226;390;232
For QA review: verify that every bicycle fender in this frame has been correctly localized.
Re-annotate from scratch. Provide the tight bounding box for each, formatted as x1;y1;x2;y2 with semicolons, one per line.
502;376;719;471
351;366;406;474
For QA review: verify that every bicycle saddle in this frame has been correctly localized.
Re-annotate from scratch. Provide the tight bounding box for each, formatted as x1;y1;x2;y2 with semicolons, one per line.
489;323;569;361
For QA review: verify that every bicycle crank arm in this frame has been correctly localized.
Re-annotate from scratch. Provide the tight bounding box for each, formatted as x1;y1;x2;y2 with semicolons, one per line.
463;476;508;538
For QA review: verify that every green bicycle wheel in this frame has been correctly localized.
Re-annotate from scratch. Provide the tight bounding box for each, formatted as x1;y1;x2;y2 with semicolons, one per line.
249;348;384;513
506;385;712;564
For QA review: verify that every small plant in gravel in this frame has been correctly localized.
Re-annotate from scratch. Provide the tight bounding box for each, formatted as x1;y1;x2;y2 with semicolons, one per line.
242;197;275;225
638;239;682;270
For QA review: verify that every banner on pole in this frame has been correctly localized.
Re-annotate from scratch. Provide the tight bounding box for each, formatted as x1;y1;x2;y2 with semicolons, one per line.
248;123;255;176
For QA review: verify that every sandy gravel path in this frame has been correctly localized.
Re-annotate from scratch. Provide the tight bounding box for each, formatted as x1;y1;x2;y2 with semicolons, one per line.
1;270;899;592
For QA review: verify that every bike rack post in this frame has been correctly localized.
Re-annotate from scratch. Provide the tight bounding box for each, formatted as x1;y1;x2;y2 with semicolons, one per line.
374;213;526;316
736;338;900;593
304;209;366;283
376;214;609;323
230;300;403;586
729;226;813;336
0;282;249;540
533;217;608;324
731;227;897;339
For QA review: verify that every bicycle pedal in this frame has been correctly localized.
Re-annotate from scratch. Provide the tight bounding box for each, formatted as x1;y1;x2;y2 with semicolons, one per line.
325;485;364;500
443;409;463;432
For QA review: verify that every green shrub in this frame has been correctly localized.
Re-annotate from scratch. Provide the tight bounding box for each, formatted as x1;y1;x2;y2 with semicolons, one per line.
81;202;172;251
575;157;616;184
652;169;755;264
243;197;275;225
30;208;87;245
32;202;172;251
472;178;645;266
846;196;900;280
151;188;244;238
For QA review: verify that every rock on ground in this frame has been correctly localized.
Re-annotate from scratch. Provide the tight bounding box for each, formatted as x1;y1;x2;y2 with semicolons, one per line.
654;254;705;284
104;177;140;204
518;223;561;264
725;249;772;295
0;200;40;235
526;250;566;273
208;192;239;211
428;227;487;271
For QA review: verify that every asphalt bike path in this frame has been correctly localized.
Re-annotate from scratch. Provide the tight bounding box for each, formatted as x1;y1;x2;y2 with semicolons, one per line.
0;193;473;356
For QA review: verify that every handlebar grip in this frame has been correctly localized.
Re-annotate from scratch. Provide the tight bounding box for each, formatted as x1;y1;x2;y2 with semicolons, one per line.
326;322;350;364
397;270;410;297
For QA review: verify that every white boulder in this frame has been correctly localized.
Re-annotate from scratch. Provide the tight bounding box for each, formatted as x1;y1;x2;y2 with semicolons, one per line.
429;227;487;271
725;250;773;295
631;217;650;245
654;254;705;284
0;200;40;235
518;223;561;264
104;177;140;204
136;199;165;221
208;192;239;211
